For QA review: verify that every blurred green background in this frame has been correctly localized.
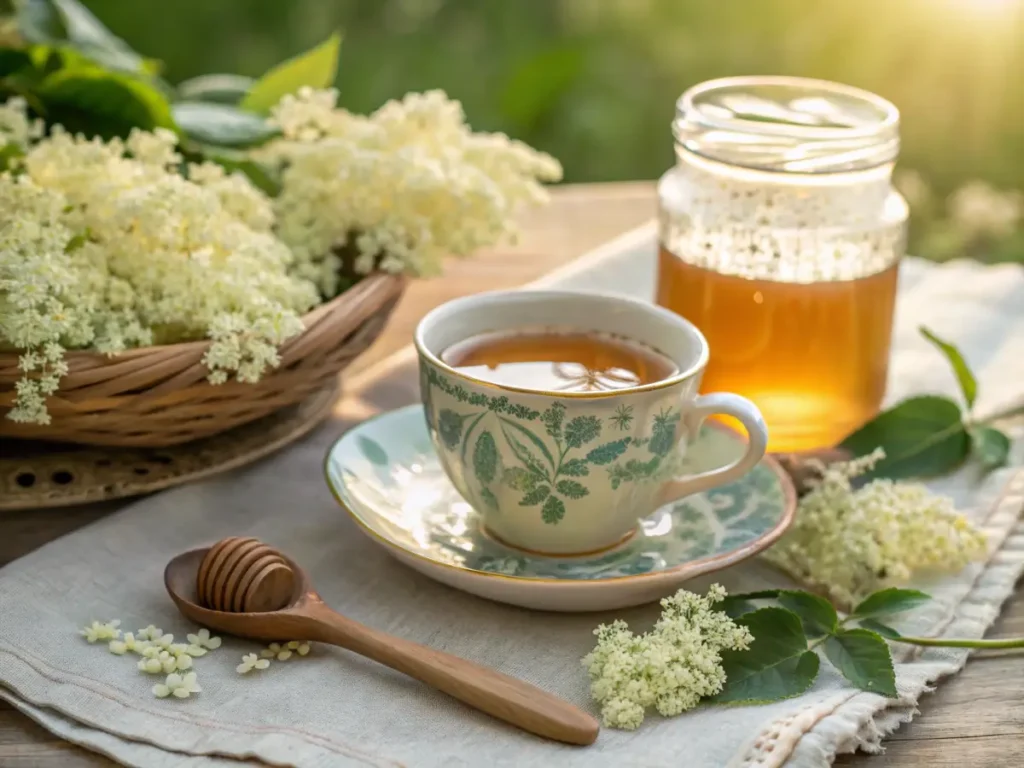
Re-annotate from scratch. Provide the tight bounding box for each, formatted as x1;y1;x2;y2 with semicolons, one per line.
86;0;1024;262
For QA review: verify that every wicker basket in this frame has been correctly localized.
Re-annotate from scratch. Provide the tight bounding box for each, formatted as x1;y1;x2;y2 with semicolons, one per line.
0;273;406;447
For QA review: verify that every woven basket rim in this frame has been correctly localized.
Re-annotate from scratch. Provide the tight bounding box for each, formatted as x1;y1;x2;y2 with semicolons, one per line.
0;272;400;369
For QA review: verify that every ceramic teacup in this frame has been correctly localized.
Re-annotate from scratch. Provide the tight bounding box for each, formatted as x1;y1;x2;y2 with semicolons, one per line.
414;290;768;555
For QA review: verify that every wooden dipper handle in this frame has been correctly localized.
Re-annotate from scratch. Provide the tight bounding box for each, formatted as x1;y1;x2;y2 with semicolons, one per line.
297;601;599;746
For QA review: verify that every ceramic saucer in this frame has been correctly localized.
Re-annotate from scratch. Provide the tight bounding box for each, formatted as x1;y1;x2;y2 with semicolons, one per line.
324;405;796;612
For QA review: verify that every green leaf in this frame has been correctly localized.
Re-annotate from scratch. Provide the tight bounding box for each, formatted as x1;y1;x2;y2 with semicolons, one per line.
778;591;839;639
473;431;499;484
555;479;588;499
52;0;155;74
585;437;631;465
565;415;601;448
479;487;499;511
241;32;341;114
541;495;566;524
920;326;977;410
824;629;898;697
172;101;278;148
37;67;174;138
20;0;155;76
839;395;970;479
437;409;467;451
519;485;550;507
500;418;556;470
713;607;820;704
851;588;931;618
357;436;388;467
559;458;589;477
177;73;255;104
503;467;537;491
858;619;902;639
500;422;551;481
971;425;1011;471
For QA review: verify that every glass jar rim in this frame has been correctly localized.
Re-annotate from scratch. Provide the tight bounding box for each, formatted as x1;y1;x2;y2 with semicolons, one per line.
673;75;900;173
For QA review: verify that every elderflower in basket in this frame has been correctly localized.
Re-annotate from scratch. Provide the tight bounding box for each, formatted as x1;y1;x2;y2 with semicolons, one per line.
0;81;560;435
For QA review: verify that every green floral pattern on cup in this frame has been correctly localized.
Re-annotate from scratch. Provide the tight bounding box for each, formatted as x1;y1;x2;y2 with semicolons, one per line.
421;364;682;526
326;405;789;581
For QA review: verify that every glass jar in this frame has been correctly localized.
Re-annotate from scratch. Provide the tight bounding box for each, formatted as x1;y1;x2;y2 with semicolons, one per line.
656;76;907;452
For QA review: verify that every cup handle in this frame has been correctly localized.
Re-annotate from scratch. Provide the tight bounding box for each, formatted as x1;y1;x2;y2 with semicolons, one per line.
657;392;769;505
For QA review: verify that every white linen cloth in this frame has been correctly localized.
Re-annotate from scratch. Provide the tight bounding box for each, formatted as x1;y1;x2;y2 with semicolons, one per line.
2;229;1023;767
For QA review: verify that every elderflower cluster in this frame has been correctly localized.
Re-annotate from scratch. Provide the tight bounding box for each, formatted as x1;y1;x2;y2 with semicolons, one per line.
0;98;318;424
3;87;560;425
582;584;752;730
262;87;563;293
765;449;988;607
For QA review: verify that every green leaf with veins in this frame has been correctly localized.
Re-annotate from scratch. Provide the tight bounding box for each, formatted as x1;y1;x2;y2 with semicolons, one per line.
778;591;839;639
541;495;566;524
713;608;820;704
824;629;898;697
585;438;631;465
519;485;550;507
473;431;499;484
857;619;902;639
555;479;588;499
839;395;970;480
851;588;931;619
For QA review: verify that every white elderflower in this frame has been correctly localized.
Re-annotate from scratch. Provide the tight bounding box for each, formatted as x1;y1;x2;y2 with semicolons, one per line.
765;449;988;607
137;625;163;642
582;585;752;730
153;672;201;699
236;653;271;674
79;620;121;644
286;640;311;656
3;126;318;425
260;642;293;660
137;656;163;674
263;87;561;294
108;632;149;655
186;628;222;650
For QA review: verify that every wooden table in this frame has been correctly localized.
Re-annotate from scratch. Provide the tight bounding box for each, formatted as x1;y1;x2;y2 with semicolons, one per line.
1;183;1021;767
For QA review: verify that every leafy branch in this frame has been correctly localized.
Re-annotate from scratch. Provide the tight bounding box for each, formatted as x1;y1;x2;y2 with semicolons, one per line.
714;587;1024;703
839;326;1012;480
1;0;341;189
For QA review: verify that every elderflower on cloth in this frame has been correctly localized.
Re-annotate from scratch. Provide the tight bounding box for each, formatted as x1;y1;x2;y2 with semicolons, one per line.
582;584;752;730
765;448;988;607
152;672;202;699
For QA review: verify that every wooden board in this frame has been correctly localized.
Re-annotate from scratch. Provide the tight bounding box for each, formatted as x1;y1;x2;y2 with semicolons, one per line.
1;182;1022;767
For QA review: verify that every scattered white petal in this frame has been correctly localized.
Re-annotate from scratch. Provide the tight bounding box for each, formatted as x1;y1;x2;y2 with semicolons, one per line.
297;643;310;656
187;629;221;650
286;641;300;650
184;644;207;657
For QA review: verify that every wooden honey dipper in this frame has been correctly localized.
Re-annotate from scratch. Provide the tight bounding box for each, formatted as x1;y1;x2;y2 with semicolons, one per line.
165;537;600;746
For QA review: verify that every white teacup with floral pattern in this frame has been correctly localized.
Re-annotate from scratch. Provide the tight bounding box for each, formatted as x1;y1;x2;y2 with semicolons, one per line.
414;290;769;555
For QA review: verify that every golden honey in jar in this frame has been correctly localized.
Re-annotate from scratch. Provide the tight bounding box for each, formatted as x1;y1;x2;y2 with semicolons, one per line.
657;77;907;452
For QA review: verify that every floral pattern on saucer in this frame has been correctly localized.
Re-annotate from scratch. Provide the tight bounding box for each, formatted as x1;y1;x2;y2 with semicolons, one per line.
325;405;791;582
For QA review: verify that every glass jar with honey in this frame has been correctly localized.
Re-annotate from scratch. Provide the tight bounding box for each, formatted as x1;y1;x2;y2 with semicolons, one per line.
657;76;907;452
